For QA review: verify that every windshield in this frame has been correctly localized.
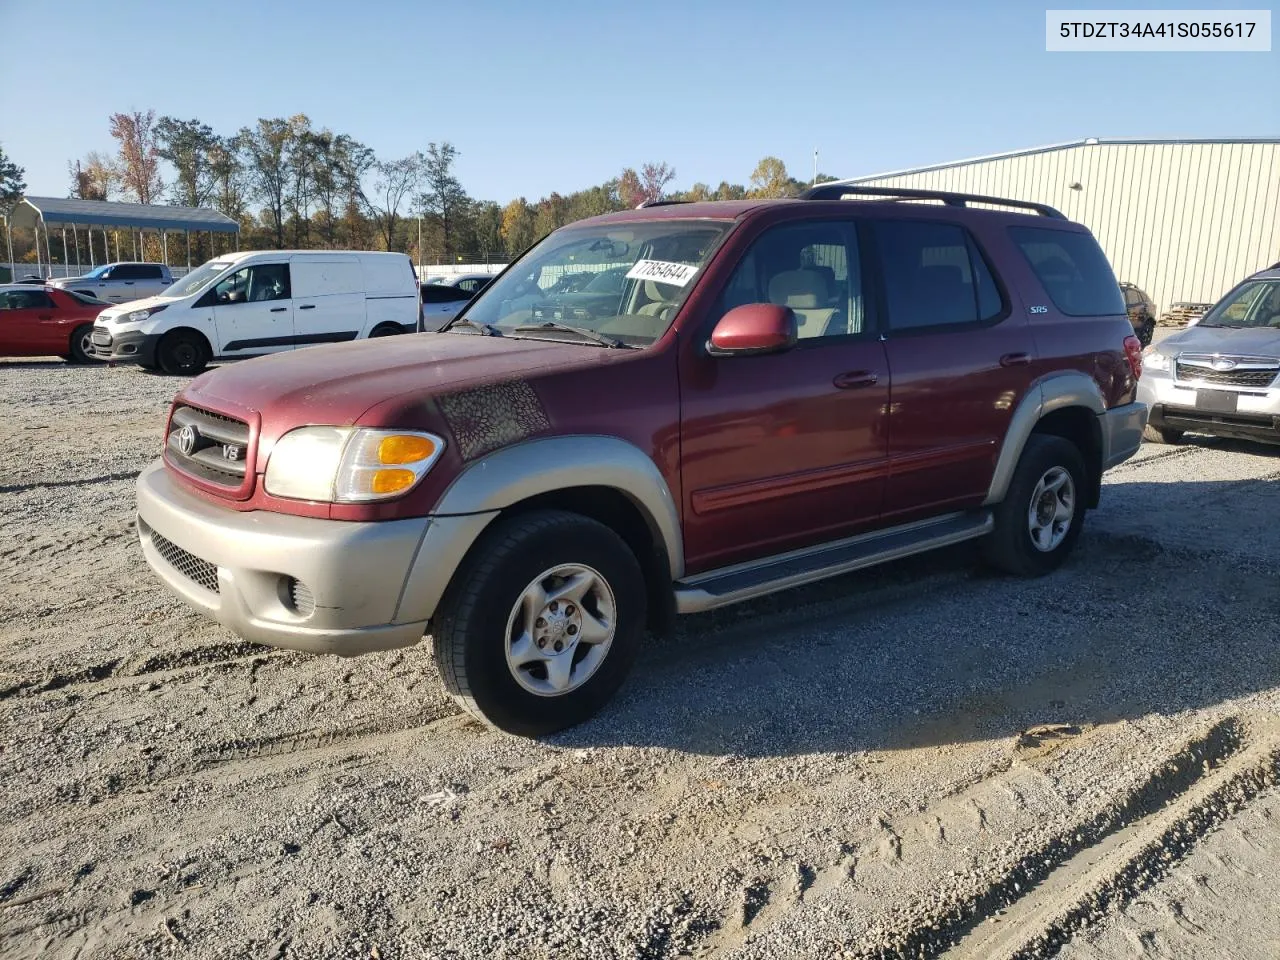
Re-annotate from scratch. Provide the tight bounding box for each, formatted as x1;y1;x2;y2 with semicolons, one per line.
163;260;234;298
83;265;111;279
456;220;732;346
1198;279;1280;329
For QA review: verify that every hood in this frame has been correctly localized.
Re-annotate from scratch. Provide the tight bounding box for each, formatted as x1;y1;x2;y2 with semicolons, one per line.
184;332;625;425
1157;324;1280;358
98;294;184;318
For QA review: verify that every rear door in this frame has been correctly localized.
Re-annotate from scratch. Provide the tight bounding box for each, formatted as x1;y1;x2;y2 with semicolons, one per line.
872;217;1036;522
290;258;365;345
207;262;294;357
0;288;65;354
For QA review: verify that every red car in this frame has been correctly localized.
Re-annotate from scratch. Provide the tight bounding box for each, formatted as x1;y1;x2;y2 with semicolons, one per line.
0;284;109;363
135;186;1148;735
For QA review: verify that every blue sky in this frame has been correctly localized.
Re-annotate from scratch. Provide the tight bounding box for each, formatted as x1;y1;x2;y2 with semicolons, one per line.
0;0;1275;203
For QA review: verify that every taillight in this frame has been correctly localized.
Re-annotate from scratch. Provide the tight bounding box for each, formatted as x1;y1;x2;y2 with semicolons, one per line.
1123;335;1143;380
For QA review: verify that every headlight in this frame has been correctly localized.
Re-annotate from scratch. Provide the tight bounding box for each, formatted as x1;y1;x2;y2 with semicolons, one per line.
1142;350;1171;371
264;427;445;502
123;304;168;323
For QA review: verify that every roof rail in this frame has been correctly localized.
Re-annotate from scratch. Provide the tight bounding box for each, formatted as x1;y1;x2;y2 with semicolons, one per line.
635;199;690;209
798;183;1066;219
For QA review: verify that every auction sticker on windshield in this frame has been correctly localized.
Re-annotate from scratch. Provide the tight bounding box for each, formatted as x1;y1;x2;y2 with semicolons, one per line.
626;259;699;286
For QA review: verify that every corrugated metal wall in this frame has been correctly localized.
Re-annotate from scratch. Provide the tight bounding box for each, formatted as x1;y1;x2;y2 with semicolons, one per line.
851;141;1280;317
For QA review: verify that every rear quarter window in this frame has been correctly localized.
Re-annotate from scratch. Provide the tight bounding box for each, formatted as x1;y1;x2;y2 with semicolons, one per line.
1009;227;1124;317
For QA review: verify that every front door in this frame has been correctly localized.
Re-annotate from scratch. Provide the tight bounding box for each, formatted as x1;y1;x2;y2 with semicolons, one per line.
208;263;294;358
0;288;64;355
870;217;1037;521
678;218;891;573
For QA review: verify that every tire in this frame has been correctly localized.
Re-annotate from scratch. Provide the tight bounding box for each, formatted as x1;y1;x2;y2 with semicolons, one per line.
369;324;403;338
1137;319;1155;347
982;434;1087;577
66;325;94;364
1143;423;1183;444
432;509;647;736
156;330;210;376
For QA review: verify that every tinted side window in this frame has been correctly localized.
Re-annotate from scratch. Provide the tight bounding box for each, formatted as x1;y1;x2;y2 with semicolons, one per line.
0;290;56;310
112;265;142;280
1009;227;1124;317
715;220;865;339
875;221;1004;331
140;265;164;280
421;285;471;304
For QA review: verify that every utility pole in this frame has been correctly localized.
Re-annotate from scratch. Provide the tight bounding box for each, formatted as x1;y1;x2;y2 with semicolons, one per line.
813;148;818;187
417;217;423;278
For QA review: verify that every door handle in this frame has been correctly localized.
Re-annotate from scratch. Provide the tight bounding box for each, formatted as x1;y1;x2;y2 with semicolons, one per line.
298;304;316;310
1000;352;1032;367
270;307;287;313
833;370;878;389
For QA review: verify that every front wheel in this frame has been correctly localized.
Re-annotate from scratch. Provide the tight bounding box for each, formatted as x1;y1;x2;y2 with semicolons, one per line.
67;325;94;364
1136;319;1155;347
983;435;1087;577
432;510;646;736
156;330;210;376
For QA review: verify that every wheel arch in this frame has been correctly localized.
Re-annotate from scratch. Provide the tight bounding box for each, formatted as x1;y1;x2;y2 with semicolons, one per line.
986;373;1106;508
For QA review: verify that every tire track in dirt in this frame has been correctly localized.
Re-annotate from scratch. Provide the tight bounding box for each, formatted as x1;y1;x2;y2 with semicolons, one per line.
695;716;1250;959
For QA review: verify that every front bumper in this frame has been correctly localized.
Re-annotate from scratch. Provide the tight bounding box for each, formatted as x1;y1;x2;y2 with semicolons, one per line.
1099;401;1148;470
89;326;159;365
135;460;494;656
1138;373;1280;444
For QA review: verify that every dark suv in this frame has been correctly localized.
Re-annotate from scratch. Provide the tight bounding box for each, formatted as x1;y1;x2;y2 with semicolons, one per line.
135;185;1148;735
1121;281;1157;346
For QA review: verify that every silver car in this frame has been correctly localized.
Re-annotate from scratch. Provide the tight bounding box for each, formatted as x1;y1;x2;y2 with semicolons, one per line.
1139;263;1280;446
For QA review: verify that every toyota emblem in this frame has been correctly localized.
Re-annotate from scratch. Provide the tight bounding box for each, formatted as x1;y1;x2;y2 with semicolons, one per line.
176;424;198;456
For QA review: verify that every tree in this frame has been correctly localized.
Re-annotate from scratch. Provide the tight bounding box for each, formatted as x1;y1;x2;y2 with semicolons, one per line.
501;198;537;256
0;144;24;217
748;156;793;199
639;162;676;204
617;168;644;208
207;136;247;221
283;115;315;246
156;117;217;207
472;201;503;260
310;132;371;247
238;118;293;248
713;181;747;200
108;110;164;203
365;152;423;251
416;142;468;258
68;159;110;201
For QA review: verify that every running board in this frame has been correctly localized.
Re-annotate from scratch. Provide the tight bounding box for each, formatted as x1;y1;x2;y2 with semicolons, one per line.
673;511;994;615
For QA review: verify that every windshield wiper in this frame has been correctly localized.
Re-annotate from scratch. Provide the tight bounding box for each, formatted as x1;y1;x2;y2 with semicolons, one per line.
442;317;503;336
513;321;629;348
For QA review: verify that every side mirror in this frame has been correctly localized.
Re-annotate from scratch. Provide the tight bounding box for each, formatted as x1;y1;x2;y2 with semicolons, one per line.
706;303;798;357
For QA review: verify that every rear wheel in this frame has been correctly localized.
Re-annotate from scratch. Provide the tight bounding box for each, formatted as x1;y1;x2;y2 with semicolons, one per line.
983;435;1087;577
369;323;403;338
156;330;210;376
432;510;646;736
1143;423;1184;444
66;324;94;364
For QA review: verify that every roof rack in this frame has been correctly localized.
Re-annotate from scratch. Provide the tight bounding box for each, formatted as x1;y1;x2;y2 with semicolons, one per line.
635;199;690;209
798;184;1066;219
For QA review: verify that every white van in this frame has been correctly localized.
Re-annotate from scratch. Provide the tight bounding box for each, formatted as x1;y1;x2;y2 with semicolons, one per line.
88;250;420;375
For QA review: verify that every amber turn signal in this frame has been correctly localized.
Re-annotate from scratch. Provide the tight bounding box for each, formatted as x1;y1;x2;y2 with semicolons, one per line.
378;434;437;464
370;468;417;494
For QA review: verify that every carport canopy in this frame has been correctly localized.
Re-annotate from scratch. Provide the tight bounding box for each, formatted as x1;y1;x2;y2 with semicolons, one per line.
10;197;239;233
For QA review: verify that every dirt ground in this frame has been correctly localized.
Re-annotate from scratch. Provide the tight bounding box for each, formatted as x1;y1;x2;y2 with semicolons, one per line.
2;353;1278;960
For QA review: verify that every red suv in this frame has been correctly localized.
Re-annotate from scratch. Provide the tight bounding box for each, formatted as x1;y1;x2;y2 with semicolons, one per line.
135;186;1148;735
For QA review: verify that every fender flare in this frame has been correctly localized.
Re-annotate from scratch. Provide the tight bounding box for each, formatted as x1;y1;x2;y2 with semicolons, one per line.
984;372;1105;505
431;434;683;576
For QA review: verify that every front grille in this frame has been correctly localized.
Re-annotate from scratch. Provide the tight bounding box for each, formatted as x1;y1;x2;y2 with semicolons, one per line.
1175;356;1279;389
166;405;251;489
149;529;220;594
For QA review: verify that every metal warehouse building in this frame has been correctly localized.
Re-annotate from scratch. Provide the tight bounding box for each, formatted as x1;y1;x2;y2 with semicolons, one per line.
846;138;1280;318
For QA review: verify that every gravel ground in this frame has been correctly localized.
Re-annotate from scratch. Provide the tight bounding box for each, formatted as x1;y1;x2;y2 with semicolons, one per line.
1;351;1278;960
